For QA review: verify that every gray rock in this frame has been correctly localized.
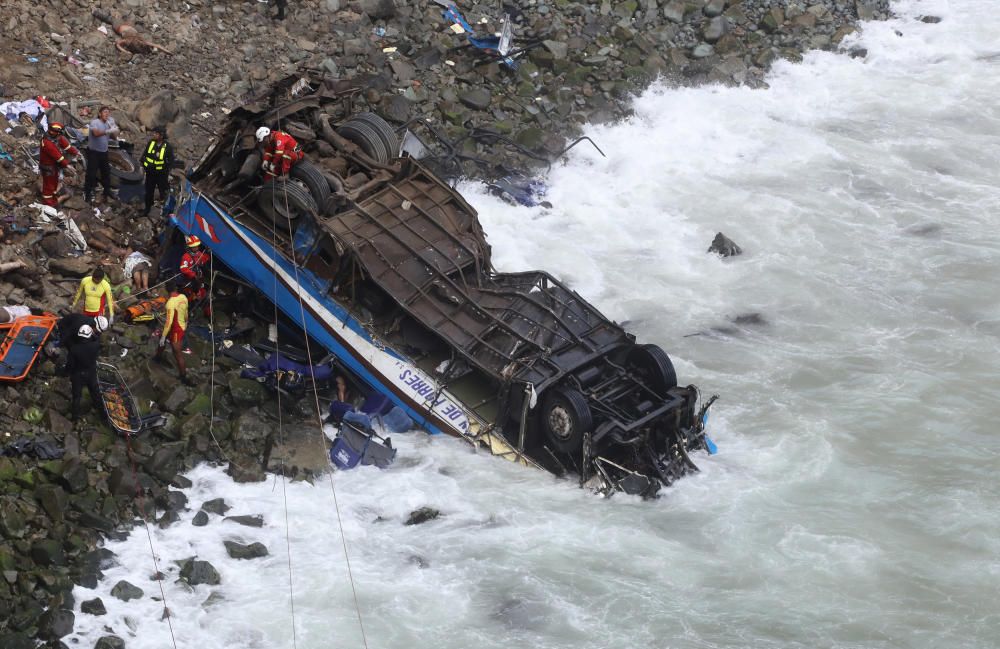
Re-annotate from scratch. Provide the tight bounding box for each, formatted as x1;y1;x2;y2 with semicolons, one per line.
35;483;68;522
708;232;743;257
224;514;264;527
81;598;107;615
704;16;728;44
180;559;221;586
0;633;34;649
192;510;210;526
322;0;341;10
47;257;93;277
38;608;74;640
95;636;126;649
110;580;144;601
389;59;415;82
227;377;263;407
164;385;191;412
703;0;726;18
460;88;491;111
30;540;66;566
135;90;179;130
542;40;569;60
224;540;269;559
662;1;685;23
691;43;715;58
404;507;441;525
201;498;231;515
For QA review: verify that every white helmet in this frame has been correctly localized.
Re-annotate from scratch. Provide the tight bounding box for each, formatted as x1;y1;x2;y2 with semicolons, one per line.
94;316;109;332
255;126;271;142
78;324;94;339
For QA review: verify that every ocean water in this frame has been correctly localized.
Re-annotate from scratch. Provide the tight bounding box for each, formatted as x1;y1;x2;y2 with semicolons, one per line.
69;1;1000;647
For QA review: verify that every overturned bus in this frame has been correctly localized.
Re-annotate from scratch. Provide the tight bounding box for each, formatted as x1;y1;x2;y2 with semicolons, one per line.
172;73;716;497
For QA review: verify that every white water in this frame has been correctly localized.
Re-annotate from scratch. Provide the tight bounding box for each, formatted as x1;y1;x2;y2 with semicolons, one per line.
70;1;1000;647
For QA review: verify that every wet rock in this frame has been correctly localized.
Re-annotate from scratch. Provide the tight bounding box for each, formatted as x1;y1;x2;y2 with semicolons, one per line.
224;514;264;527
38;607;75;640
95;636;126;649
158;509;181;528
0;633;34;649
405;506;441;525
31;540;66;567
81;597;107;615
108;467;140;497
74;509;117;534
201;498;231;515
920;15;942;23
192;510;209;526
708;232;742;257
110;580;144;601
179;559;221;586
407;554;429;568
224;540;269;559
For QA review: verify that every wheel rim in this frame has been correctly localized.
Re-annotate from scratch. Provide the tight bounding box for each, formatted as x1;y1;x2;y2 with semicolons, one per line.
547;404;573;441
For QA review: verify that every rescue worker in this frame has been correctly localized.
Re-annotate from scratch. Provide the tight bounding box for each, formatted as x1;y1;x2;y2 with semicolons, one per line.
71;268;115;321
179;235;212;316
153;281;195;386
38;122;80;207
141;125;174;217
256;126;304;180
68;323;102;422
58;314;108;375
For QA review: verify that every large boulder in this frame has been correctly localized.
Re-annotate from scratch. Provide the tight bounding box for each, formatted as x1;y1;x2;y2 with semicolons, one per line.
179;559;221;586
135;90;179;130
224;541;269;560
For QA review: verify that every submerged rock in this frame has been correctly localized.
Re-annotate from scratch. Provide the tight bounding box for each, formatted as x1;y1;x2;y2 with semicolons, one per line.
405;507;441;525
708;231;743;257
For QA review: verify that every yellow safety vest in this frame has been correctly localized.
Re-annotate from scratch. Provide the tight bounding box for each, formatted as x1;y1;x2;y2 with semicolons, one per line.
143;140;167;171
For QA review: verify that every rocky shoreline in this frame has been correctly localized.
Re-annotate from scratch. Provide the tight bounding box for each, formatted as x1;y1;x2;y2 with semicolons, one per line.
0;1;903;646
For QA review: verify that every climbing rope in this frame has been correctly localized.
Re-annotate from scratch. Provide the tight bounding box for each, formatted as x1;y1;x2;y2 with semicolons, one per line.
122;433;179;649
270;187;300;649
275;120;370;648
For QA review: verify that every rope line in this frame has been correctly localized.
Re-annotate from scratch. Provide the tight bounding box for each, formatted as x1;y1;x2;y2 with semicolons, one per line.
271;185;300;649
275;110;369;648
122;433;179;649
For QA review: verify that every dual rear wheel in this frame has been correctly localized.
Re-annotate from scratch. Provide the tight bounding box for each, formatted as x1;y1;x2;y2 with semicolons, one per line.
540;344;677;454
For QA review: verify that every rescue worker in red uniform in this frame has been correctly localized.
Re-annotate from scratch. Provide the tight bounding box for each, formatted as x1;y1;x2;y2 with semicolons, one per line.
39;122;80;207
179;235;211;317
256;126;304;180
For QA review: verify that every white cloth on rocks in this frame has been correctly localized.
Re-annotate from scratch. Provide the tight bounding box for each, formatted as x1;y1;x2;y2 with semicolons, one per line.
1;305;31;321
124;251;153;278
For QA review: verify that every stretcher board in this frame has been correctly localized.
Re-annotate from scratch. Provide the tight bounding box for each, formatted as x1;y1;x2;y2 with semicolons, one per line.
0;315;57;382
97;362;143;436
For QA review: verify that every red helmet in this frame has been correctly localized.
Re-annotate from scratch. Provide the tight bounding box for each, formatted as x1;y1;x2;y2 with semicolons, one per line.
47;122;65;136
185;235;202;248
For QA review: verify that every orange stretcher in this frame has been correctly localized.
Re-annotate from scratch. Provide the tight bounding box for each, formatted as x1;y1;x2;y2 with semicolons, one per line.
125;296;167;323
0;314;57;382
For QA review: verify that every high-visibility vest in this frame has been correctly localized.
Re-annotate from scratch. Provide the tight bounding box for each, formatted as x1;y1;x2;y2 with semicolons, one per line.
143;140;168;171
